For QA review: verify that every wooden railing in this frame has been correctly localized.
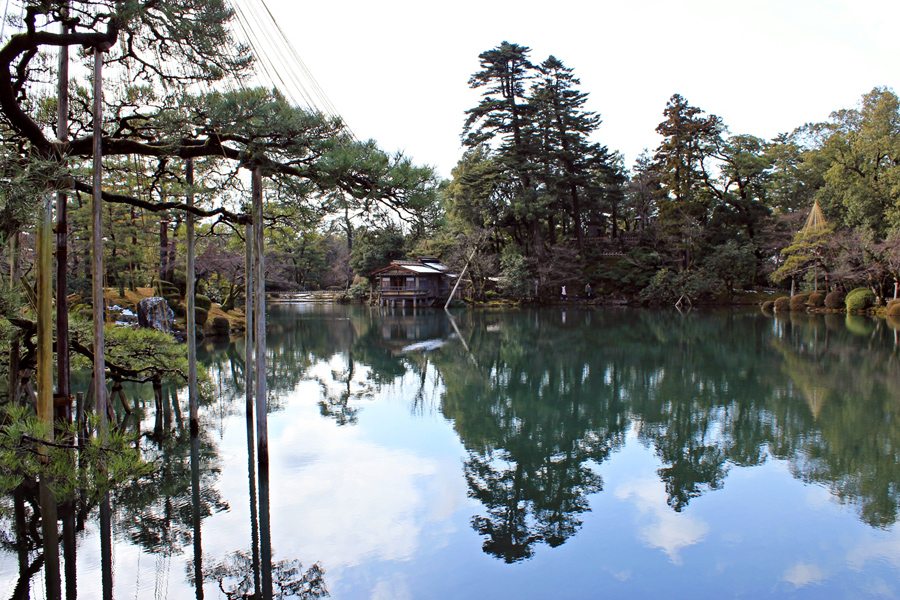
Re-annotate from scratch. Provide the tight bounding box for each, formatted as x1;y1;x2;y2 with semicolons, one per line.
380;287;430;296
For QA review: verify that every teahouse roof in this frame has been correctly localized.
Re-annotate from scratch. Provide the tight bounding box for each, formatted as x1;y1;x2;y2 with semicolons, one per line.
372;258;451;277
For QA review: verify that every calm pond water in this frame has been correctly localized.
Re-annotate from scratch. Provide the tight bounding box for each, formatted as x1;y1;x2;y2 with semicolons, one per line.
4;304;900;599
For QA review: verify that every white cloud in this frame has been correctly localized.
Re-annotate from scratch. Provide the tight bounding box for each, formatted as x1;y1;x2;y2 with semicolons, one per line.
783;561;826;588
615;477;709;564
847;526;900;573
265;397;467;571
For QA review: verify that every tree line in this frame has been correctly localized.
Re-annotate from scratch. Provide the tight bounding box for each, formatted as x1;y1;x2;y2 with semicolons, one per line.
10;38;900;312
353;43;900;304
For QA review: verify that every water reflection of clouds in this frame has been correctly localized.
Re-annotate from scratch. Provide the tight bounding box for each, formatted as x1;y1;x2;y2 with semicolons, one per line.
371;573;413;600
847;526;900;573
783;561;826;587
268;393;466;571
615;477;709;565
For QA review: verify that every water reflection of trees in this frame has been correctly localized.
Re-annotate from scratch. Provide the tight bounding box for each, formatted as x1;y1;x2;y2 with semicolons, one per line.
419;309;900;554
115;412;229;556
193;549;328;599
212;305;900;561
262;305;451;425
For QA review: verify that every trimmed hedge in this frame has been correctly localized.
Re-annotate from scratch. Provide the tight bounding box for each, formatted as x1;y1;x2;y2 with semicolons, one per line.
807;292;825;308
845;287;875;312
194;294;212;311
774;296;791;311
169;299;185;318
195;307;209;326
211;316;230;336
887;301;900;317
824;290;845;310
761;300;775;312
790;292;811;311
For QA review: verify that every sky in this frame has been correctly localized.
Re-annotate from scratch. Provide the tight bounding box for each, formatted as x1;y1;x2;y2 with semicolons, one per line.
247;0;900;180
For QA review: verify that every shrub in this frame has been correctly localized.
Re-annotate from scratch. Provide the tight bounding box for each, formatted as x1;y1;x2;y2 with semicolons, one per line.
773;296;791;312
824;290;845;310
845;287;875;312
887;302;900;317
158;280;179;296
211;316;230;336
195;307;209;326
346;281;370;301
886;298;900;311
790;293;811;311
194;294;212;311
807;293;825;308
169;299;185;318
761;300;775;312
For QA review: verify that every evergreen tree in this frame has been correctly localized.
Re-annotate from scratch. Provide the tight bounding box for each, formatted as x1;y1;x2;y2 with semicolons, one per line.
651;94;724;267
462;42;547;256
530;56;617;250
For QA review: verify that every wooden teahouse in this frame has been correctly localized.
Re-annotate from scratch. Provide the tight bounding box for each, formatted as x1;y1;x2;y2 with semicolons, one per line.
373;257;453;307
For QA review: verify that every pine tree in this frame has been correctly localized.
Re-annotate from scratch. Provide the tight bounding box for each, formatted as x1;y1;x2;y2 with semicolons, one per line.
530;56;617;250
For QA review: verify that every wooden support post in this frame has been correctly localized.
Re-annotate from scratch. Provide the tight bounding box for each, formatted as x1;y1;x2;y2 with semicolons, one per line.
445;247;477;309
37;39;61;588
56;20;71;422
252;167;273;599
186;157;201;599
186;157;199;433
36;192;53;430
8;234;20;406
91;47;113;600
244;220;261;596
191;425;203;599
38;185;61;600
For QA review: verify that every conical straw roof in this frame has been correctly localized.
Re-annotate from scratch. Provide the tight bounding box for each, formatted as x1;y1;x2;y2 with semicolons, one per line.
801;199;827;234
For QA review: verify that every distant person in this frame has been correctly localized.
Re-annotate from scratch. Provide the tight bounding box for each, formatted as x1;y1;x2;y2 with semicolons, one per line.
561;285;567;301
585;283;593;299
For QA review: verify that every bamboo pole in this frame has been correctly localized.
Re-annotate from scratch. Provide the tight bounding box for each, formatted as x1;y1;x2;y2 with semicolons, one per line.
252;167;273;598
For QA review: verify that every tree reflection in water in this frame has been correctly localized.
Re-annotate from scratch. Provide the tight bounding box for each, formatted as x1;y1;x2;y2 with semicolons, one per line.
191;549;328;599
252;306;900;561
79;303;900;589
10;304;900;598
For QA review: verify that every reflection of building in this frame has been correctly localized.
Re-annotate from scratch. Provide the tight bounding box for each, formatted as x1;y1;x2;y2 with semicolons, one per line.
376;310;452;354
372;257;453;307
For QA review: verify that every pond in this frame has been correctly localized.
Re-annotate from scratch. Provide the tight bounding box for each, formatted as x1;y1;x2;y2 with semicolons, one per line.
4;304;900;599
